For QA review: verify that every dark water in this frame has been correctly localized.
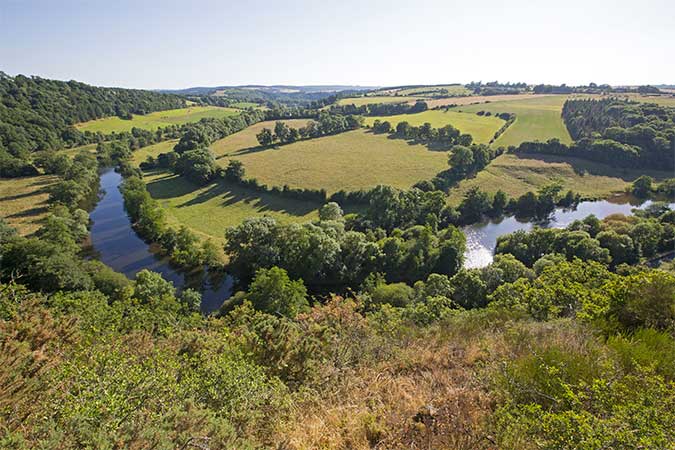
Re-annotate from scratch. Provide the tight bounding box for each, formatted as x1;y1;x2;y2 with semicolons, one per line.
463;197;674;268
89;168;233;313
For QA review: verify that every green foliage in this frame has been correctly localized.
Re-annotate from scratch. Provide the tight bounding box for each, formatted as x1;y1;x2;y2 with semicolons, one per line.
245;267;309;317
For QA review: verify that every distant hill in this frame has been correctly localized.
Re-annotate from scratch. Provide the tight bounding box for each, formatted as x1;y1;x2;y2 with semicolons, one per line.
159;85;377;103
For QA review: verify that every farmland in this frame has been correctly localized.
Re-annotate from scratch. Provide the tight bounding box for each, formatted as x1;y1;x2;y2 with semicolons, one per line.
452;95;572;147
75;106;240;133
0;174;57;235
141;169;320;242
394;84;472;97
336;96;421;106
209;119;313;159
447;152;673;204
215;128;450;193
425;93;552;108
364;110;505;144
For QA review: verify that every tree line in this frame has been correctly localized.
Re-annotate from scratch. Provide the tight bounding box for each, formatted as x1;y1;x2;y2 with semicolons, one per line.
256;114;362;146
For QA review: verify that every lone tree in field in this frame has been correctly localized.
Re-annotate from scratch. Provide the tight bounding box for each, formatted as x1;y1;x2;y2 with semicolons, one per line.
225;159;245;181
256;128;274;146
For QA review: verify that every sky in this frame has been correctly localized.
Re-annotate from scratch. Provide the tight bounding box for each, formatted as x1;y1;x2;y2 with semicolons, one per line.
1;0;673;90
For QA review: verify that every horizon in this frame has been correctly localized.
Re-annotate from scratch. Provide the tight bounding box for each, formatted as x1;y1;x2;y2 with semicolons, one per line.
2;0;674;90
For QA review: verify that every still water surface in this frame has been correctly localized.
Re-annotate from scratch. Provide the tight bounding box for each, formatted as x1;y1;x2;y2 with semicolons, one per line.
463;198;672;268
89;168;233;313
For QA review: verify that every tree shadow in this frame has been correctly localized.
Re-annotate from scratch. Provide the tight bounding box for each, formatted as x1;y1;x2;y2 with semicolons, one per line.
146;173;319;218
223;144;280;158
365;128;453;152
6;206;48;219
511;153;673;182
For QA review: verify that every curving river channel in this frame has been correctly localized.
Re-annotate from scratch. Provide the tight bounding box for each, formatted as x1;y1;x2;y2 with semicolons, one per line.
89;168;670;311
89;168;233;313
463;197;673;268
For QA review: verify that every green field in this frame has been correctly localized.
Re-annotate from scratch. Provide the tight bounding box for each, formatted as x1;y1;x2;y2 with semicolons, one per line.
395;85;472;97
0;175;57;235
75;106;240;133
364;110;504;144
336;96;421;107
216;129;450;193
209;119;312;159
230;101;261;109
447;153;673;205
452;95;572;147
140;169;320;243
132;139;178;165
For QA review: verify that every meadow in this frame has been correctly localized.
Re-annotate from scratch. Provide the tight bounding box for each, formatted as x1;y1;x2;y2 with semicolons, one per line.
141;170;320;243
395;84;472;97
453;95;572;147
215;129;450;193
336;96;422;106
363;110;505;144
0;174;57;235
447;152;673;204
209;119;313;158
75;106;240;133
425;93;551;108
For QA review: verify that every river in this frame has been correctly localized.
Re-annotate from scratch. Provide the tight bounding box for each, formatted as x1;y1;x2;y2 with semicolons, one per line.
89;168;234;313
463;197;672;268
89;168;669;308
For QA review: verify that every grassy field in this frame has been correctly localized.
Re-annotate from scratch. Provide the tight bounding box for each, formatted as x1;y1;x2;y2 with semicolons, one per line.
453;95;572;147
447;153;673;205
75;106;240;133
0;175;58;235
425;93;552;108
230;101;261;109
336;96;423;107
209;120;312;159
364;110;504;144
132;139;179;165
395;85;472;97
215;129;450;193
140;169;320;243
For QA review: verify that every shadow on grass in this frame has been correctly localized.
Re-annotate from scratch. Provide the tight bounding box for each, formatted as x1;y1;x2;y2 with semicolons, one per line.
511;153;673;182
220;144;281;158
145;170;319;218
5;206;48;219
364;128;453;152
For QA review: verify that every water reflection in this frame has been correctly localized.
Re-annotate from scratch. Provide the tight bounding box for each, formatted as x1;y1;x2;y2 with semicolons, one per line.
463;198;672;269
89;168;233;313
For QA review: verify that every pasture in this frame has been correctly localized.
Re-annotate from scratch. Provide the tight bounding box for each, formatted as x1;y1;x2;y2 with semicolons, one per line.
140;170;320;242
0;174;58;235
447;153;673;204
216;129;450;193
395;84;472;97
75;106;240;133
453;95;572;147
336;96;422;107
425;93;551;108
363;110;505;144
209;119;312;159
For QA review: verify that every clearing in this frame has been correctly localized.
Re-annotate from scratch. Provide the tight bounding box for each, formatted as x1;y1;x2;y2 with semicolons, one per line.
363;110;505;144
447;153;673;204
75;106;240;134
452;95;572;147
215;129;450;193
0;175;58;235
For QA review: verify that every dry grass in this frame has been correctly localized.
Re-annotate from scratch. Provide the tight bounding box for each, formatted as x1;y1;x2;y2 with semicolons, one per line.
426;94;556;109
0;175;58;235
447;153;673;204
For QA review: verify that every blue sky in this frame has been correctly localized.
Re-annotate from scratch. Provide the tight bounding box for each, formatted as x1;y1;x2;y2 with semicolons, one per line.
1;0;673;89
